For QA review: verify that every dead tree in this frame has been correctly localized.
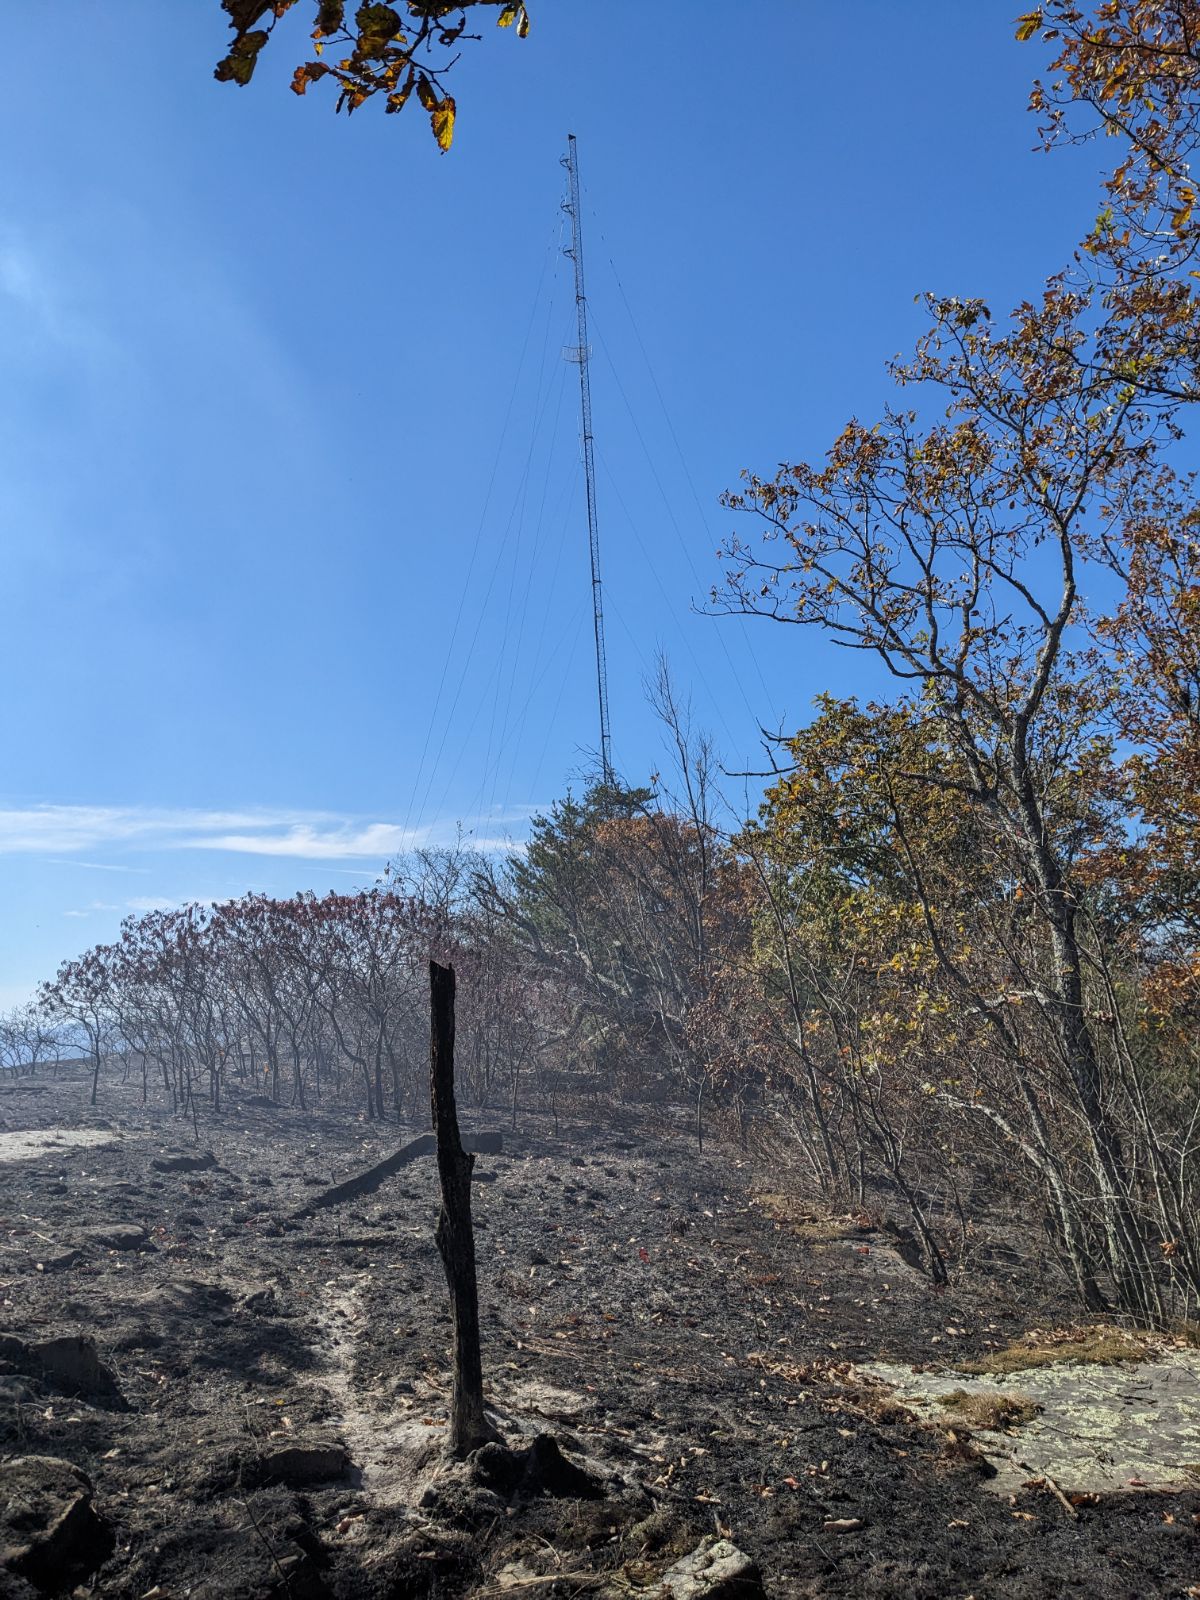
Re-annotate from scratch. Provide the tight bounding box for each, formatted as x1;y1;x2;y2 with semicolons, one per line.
429;960;497;1457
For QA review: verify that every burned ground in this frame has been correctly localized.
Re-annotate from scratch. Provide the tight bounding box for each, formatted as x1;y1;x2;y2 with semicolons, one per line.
1;1069;1197;1599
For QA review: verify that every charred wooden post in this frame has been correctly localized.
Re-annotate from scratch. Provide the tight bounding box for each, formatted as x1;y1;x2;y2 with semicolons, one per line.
429;960;497;1457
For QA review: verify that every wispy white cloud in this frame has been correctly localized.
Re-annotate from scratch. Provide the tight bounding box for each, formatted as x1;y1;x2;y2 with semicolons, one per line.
0;804;533;863
62;896;152;919
0;805;275;854
44;857;151;875
188;822;416;860
0;242;44;310
0;229;120;364
0;238;70;339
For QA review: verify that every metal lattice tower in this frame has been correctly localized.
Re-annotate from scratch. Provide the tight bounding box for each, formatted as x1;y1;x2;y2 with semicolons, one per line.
561;134;614;786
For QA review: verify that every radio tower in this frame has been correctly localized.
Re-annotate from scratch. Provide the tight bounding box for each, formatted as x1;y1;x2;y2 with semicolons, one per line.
561;134;614;786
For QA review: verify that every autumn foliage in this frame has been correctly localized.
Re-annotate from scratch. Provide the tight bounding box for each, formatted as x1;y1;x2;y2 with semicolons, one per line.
213;1;530;148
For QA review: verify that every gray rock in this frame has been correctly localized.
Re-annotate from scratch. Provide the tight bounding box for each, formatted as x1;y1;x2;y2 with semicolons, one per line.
257;1441;349;1486
151;1150;217;1173
1;1455;113;1593
657;1539;765;1600
34;1248;81;1274
239;1285;283;1316
0;1334;127;1411
0;1375;39;1407
35;1336;128;1411
83;1223;147;1252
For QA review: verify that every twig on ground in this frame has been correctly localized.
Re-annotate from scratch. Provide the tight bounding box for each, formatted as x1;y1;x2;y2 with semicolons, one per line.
239;1491;294;1593
475;1573;604;1598
1034;1470;1079;1519
533;1533;565;1568
1009;1453;1079;1519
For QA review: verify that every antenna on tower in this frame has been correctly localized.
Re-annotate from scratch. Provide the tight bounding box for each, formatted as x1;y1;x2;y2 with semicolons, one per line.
561;134;614;788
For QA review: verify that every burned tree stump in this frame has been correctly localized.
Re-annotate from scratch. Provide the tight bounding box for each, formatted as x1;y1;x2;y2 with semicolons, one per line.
429;960;498;1458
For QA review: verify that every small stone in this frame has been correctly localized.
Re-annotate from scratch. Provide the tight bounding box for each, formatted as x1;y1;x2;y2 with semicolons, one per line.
495;1561;541;1589
257;1441;349;1486
658;1539;765;1600
35;1249;82;1274
239;1286;282;1316
151;1151;218;1174
83;1224;147;1252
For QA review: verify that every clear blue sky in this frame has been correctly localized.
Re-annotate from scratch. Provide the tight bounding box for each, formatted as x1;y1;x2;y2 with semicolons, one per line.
0;3;1103;1006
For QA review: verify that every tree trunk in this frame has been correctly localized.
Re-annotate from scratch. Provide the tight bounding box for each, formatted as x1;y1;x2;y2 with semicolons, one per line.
1002;766;1156;1318
429;961;497;1458
374;1024;386;1123
1043;896;1160;1319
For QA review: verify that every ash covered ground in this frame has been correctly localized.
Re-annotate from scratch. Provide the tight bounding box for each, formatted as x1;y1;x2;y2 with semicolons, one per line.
2;1069;1198;1599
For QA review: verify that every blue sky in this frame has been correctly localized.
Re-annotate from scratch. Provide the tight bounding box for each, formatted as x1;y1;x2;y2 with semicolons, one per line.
0;3;1104;1006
